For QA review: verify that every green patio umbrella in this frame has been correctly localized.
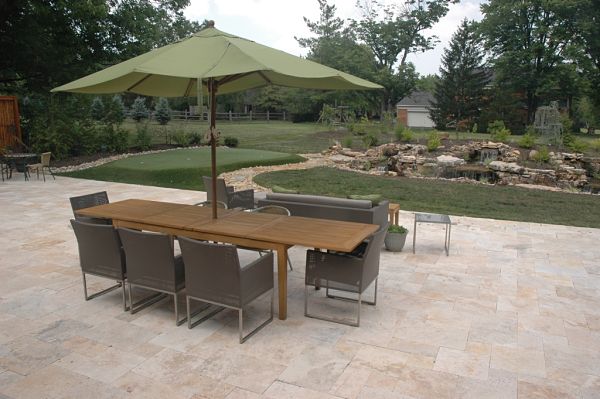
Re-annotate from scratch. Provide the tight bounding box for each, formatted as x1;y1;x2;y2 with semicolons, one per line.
53;21;382;218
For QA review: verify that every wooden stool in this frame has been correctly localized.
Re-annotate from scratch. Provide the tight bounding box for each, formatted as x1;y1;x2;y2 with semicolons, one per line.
388;203;400;225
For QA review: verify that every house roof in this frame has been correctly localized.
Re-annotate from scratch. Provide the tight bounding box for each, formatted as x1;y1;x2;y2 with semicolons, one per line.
397;90;434;107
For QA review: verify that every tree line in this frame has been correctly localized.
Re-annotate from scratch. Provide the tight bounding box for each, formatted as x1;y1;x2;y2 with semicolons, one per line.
1;0;599;158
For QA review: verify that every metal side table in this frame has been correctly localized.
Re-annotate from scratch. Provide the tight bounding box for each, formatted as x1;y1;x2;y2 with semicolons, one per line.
413;213;451;256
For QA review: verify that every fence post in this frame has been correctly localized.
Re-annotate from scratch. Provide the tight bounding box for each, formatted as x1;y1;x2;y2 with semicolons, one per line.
249;110;252;121
229;110;232;121
283;111;286;121
266;110;270;121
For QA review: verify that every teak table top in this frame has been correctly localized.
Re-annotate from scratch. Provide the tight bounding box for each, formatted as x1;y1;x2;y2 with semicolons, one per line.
77;199;378;253
76;199;379;320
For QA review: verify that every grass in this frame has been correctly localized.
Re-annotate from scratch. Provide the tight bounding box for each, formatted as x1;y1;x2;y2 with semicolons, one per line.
254;167;600;228
124;120;343;153
62;147;304;190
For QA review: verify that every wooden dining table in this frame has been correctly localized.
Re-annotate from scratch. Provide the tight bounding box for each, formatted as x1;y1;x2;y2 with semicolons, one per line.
76;199;379;320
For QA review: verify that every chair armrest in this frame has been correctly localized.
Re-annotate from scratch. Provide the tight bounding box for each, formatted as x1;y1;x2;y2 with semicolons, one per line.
230;189;255;209
240;252;274;305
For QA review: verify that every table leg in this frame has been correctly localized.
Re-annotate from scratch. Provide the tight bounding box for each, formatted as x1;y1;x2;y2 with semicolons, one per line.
445;223;451;256
412;216;417;254
276;245;288;320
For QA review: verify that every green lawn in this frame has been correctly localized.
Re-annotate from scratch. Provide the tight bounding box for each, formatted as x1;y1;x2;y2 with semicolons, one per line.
62;147;304;190
124;120;344;153
254;167;600;228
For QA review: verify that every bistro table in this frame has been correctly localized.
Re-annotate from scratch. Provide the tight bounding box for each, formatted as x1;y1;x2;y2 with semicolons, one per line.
2;153;37;179
412;212;452;256
77;199;379;320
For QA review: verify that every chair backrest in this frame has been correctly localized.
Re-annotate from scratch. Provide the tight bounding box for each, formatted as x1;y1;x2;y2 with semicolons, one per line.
70;191;109;216
360;222;389;289
70;219;125;280
40;152;51;167
179;237;242;308
196;200;228;209
118;228;179;292
252;205;290;216
202;176;231;204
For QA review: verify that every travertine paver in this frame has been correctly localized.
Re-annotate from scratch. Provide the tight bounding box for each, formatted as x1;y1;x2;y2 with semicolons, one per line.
1;174;600;398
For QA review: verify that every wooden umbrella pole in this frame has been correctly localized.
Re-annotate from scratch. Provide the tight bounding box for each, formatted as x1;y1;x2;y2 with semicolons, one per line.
210;78;218;219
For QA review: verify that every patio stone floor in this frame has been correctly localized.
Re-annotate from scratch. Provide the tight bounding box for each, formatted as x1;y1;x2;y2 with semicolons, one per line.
1;175;600;398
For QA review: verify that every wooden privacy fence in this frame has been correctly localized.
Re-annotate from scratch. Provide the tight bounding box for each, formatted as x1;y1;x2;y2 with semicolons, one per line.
168;110;286;122
0;96;22;150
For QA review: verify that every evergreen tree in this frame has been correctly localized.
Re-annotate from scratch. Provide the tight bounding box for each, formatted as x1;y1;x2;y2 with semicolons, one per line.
131;97;149;122
430;19;488;130
90;97;104;121
106;95;125;124
154;97;171;125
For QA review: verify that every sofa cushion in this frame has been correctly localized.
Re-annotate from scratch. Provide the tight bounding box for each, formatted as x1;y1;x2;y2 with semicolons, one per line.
266;193;372;209
348;194;383;205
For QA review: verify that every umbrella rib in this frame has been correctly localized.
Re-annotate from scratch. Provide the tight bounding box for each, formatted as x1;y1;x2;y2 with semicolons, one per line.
217;72;254;86
257;71;272;84
184;78;194;97
127;74;152;92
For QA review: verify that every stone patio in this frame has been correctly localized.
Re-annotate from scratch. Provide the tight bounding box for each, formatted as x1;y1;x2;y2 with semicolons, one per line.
1;175;600;399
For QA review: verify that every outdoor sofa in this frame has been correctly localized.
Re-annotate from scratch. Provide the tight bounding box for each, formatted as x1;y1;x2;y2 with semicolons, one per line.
257;193;389;226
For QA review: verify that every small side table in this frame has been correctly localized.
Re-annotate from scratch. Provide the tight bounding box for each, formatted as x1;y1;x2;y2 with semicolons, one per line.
413;213;451;256
388;203;400;225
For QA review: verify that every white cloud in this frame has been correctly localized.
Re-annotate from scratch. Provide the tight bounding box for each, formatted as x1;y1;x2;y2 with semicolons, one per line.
183;0;484;75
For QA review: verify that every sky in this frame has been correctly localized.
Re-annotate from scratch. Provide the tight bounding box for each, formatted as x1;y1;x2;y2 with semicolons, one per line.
183;0;484;76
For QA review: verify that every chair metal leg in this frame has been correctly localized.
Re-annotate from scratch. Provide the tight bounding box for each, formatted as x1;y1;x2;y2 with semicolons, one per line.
128;284;168;314
122;282;129;311
305;283;360;327
186;296;225;329
238;288;274;344
82;272;123;302
325;278;378;306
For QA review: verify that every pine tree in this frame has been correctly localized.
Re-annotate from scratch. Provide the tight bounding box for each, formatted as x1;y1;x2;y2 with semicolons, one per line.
154;97;171;125
90;97;104;121
430;19;489;130
106;95;125;124
131;97;149;122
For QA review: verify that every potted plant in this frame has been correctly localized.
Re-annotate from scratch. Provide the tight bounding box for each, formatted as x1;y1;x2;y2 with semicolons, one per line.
384;224;409;252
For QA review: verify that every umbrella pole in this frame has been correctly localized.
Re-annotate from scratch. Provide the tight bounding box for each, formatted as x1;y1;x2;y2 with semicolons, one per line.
210;78;218;219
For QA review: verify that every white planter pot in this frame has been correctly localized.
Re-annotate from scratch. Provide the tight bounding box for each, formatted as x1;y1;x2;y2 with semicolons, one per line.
384;232;408;252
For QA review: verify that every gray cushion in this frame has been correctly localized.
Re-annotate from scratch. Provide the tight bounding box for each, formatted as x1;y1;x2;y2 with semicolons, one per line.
266;193;372;209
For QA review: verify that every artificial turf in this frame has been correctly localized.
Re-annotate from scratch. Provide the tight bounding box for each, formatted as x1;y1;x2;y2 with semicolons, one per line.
61;147;304;190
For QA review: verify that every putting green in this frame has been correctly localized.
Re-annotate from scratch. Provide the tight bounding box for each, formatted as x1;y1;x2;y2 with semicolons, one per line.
62;147;304;190
109;147;296;170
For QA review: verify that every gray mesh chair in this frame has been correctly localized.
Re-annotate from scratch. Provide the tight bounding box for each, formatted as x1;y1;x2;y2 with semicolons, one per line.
69;191;111;225
202;176;254;209
179;237;274;343
118;228;186;325
304;222;388;327
251;205;293;271
70;219;128;311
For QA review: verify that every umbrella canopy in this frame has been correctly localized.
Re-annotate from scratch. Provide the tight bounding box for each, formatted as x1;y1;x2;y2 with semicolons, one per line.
53;22;383;217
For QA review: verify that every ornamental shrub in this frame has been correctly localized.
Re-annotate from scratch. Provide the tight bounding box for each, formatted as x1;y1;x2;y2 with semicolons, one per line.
154;97;171;125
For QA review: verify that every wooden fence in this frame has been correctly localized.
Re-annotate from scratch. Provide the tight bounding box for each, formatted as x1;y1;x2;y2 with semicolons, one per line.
167;110;287;122
0;96;22;150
